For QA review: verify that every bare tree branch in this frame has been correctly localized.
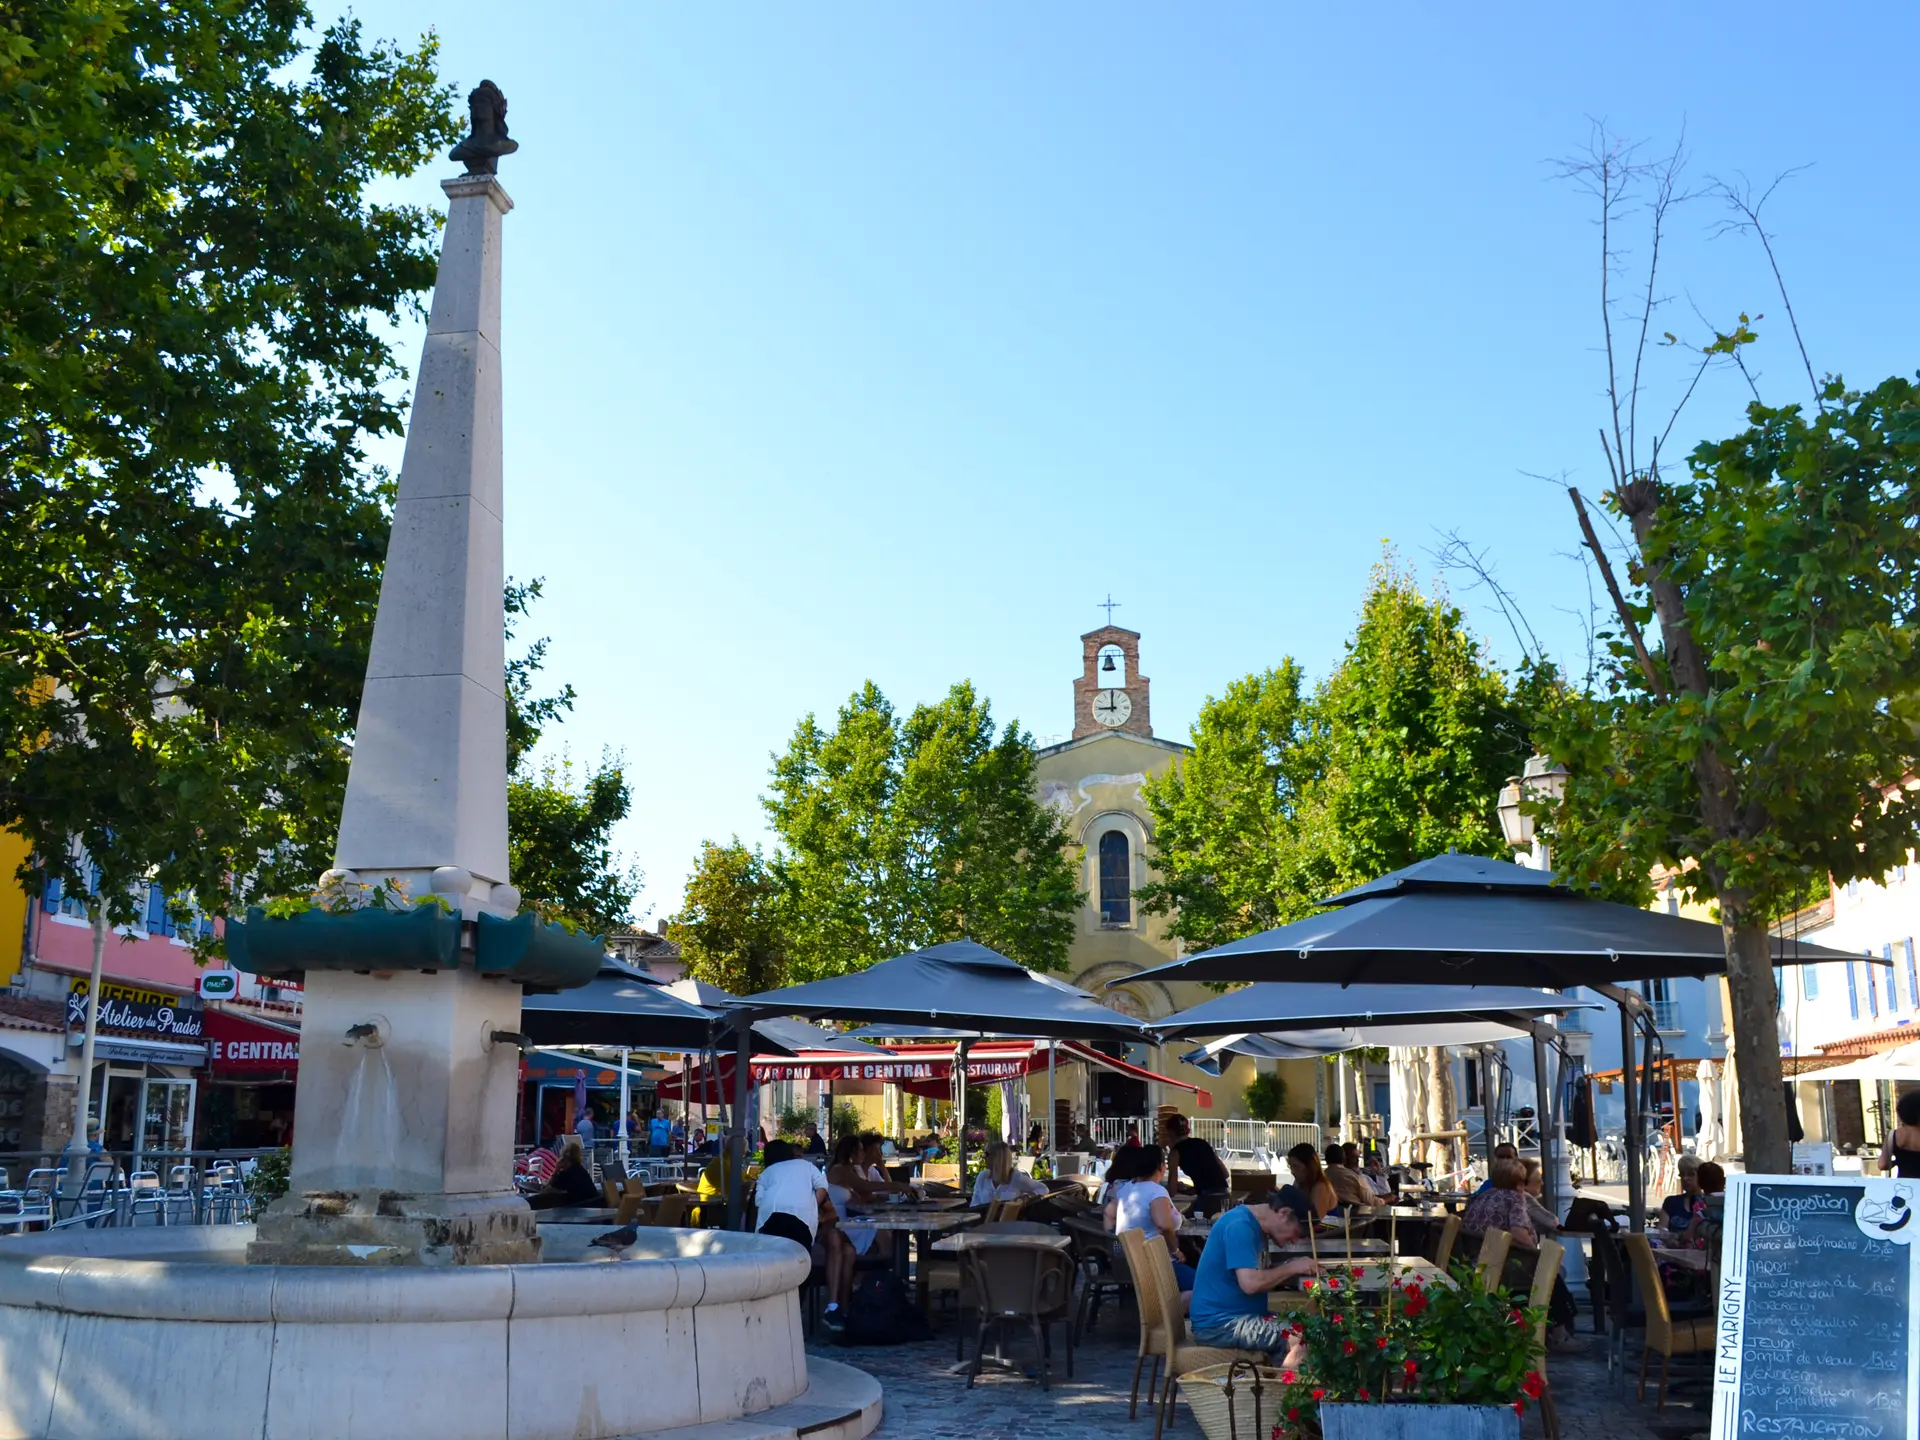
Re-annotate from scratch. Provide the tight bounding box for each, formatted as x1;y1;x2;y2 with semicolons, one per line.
1428;530;1547;665
1711;167;1822;407
1568;486;1665;698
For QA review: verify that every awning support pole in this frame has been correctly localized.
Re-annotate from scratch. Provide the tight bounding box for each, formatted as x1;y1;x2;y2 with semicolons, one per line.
955;1039;971;1195
728;1014;753;1231
617;1046;631;1171
1527;1024;1557;1216
1047;1041;1058;1167
1592;983;1646;1232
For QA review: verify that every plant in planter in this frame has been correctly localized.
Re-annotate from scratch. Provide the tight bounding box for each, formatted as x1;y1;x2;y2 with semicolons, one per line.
1268;1262;1545;1438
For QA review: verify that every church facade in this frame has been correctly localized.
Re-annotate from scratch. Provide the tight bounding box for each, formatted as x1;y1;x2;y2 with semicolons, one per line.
1032;626;1317;1125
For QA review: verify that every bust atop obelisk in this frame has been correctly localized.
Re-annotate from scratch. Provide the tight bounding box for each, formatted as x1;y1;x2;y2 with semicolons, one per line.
251;84;539;1265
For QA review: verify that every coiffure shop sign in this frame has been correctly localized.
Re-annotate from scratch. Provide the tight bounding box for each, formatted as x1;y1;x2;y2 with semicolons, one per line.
66;978;205;1043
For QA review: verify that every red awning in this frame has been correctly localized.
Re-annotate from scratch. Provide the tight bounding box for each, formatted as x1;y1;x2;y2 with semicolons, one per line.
655;1041;1211;1107
204;1007;301;1075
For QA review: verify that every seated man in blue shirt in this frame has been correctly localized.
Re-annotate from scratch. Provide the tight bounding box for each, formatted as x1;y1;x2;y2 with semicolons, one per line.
1474;1142;1519;1195
1189;1186;1321;1359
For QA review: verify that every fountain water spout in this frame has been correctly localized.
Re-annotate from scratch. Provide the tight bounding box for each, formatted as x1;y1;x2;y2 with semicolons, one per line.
343;1021;385;1046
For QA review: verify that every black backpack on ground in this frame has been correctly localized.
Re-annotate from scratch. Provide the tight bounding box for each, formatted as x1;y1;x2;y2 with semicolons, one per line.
841;1268;931;1346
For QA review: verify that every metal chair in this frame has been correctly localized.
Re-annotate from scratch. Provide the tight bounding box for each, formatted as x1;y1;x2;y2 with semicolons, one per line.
959;1241;1076;1390
125;1170;165;1226
164;1165;199;1225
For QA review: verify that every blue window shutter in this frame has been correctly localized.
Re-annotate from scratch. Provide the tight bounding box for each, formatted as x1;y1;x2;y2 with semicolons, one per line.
146;884;166;933
1848;963;1859;1020
42;874;61;912
1907;940;1918;1012
1802;966;1819;1001
1868;960;1880;1019
1887;944;1898;1009
1774;968;1784;1011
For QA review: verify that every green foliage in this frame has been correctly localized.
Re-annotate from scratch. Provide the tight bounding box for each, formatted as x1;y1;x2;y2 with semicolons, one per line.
1243;1071;1286;1122
1541;378;1920;924
508;753;641;933
1272;1263;1544;1432
1141;555;1537;951
0;1;458;932
501;579;641;933
671;840;790;995
830;1101;862;1140
765;681;1081;978
244;1148;292;1212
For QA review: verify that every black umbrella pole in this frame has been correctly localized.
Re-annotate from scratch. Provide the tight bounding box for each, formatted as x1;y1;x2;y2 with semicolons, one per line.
1529;1028;1556;1216
730;1017;753;1232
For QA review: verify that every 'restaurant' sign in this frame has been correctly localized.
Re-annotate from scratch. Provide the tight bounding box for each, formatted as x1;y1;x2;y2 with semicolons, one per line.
66;978;204;1042
203;1008;300;1074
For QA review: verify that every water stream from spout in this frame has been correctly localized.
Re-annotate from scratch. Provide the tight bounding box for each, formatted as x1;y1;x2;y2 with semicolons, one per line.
334;1042;402;1187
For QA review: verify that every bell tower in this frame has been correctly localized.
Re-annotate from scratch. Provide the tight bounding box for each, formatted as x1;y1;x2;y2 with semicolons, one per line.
1071;627;1153;741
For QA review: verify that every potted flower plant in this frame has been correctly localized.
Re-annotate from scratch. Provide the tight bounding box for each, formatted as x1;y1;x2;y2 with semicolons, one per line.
1266;1262;1546;1440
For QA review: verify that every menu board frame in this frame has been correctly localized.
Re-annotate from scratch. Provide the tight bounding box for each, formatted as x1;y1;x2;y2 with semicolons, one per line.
1714;1172;1920;1440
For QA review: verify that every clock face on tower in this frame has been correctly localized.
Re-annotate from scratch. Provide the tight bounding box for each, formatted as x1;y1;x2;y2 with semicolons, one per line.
1092;691;1133;728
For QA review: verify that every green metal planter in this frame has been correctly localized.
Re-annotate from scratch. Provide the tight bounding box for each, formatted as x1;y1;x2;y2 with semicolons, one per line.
472;911;605;990
225;903;463;980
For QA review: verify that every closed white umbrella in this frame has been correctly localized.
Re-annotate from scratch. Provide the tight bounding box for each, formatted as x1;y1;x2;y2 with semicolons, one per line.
1694;1058;1722;1161
1806;1041;1920;1085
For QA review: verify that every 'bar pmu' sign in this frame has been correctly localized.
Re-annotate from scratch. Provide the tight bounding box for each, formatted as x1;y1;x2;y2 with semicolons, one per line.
1713;1173;1918;1440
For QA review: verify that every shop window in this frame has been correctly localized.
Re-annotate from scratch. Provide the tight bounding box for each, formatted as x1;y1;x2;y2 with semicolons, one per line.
1098;831;1131;927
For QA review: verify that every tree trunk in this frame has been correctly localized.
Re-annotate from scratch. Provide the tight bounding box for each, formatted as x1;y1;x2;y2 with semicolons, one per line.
1724;918;1791;1173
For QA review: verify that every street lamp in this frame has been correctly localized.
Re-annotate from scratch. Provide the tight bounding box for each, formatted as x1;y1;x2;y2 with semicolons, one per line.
1496;755;1568;869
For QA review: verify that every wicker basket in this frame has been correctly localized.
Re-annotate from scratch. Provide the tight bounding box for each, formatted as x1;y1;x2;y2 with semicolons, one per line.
1177;1361;1298;1440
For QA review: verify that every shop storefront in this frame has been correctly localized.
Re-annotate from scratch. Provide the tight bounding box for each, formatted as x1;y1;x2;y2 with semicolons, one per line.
198;1008;300;1150
65;978;208;1159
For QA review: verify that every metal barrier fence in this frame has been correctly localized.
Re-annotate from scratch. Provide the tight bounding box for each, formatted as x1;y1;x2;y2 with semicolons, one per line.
1087;1116;1322;1158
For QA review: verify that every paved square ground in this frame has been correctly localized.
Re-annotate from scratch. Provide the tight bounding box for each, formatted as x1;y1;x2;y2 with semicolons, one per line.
812;1310;1710;1440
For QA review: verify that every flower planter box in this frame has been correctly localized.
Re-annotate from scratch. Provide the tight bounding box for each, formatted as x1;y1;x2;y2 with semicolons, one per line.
1317;1403;1519;1440
472;910;605;990
225;903;461;980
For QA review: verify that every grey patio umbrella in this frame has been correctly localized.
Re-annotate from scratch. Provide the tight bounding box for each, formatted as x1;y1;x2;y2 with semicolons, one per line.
521;958;720;1051
1125;852;1871;1225
1148;980;1593;1040
1177;1020;1540;1071
740;939;1149;1196
1128;852;1867;989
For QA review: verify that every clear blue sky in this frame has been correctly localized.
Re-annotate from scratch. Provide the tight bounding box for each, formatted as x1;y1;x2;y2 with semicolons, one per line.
325;2;1919;921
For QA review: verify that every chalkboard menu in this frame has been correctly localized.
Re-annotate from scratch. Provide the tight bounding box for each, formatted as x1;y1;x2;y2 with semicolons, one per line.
1714;1174;1919;1440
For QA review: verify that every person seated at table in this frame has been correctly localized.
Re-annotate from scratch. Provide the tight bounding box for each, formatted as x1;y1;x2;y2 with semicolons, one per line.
692;1149;733;1224
527;1136;600;1211
1361;1150;1393;1198
1189;1186;1319;1361
970;1139;1050;1209
1284;1143;1338;1219
1518;1158;1560;1236
831;1134;918;1205
1106;1143;1195;1294
1474;1142;1521;1194
1161;1113;1231;1217
1459;1157;1536;1248
1689;1161;1726;1248
1323;1143;1379;1212
1658;1154;1702;1236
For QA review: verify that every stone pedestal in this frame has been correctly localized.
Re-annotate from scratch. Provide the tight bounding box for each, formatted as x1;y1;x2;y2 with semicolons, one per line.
250;967;536;1266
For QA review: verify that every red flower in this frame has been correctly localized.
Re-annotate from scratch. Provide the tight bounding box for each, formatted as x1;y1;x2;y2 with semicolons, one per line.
1312;1389;1326;1402
1510;1309;1525;1326
1343;1339;1357;1356
1287;1408;1300;1422
1403;1360;1418;1378
1327;1276;1341;1291
1281;1371;1296;1386
1332;1314;1345;1326
1513;1400;1527;1416
1376;1337;1389;1350
1523;1372;1545;1400
1358;1388;1371;1401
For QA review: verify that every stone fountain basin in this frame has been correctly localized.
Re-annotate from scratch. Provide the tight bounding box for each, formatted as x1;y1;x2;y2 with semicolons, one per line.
0;1224;810;1440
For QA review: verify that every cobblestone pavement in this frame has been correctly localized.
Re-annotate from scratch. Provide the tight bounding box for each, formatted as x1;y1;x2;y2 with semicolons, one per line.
811;1313;1711;1440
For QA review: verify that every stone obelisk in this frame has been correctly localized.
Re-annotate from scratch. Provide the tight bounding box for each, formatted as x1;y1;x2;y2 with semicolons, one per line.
252;83;537;1265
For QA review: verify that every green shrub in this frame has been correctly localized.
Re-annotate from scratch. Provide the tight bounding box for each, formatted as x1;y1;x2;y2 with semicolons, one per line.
1244;1071;1286;1122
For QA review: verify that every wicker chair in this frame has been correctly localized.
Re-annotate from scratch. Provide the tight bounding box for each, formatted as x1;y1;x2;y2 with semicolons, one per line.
1429;1213;1462;1272
1526;1239;1563;1439
1474;1227;1513;1289
1625;1234;1713;1410
1119;1228;1265;1440
959;1242;1077;1389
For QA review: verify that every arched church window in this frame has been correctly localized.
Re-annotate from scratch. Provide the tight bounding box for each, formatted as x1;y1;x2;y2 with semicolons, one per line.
1098;830;1131;927
1096;644;1126;689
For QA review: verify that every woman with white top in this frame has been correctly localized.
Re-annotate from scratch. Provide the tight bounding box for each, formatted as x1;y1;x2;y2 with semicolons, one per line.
970;1140;1050;1209
1103;1144;1194;1293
